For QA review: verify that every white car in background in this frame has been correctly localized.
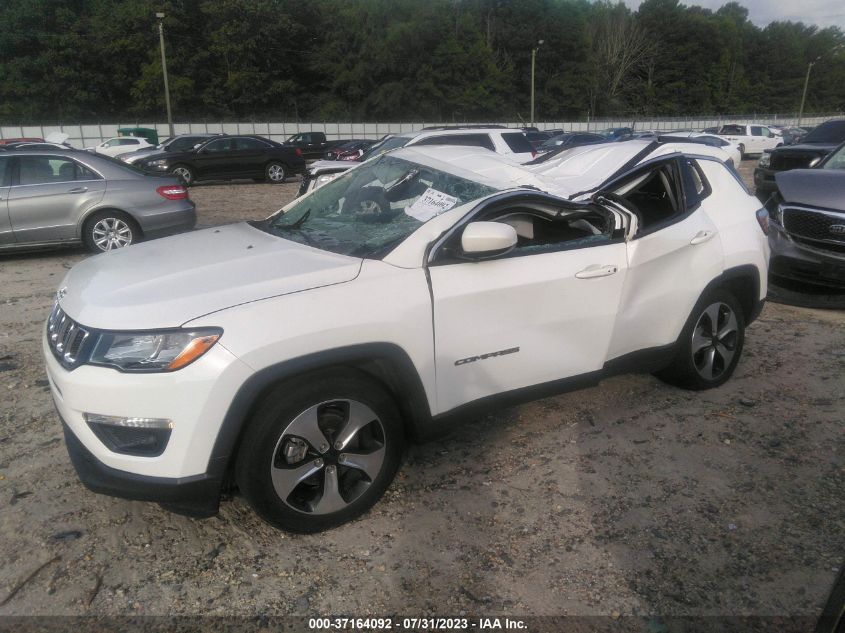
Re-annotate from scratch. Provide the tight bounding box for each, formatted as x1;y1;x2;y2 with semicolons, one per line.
87;136;154;157
712;124;781;158
299;126;537;196
665;132;742;166
45;140;769;532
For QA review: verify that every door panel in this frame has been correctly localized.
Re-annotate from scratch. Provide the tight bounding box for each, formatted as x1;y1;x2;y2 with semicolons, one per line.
430;243;628;414
607;210;723;360
0;186;11;245
9;181;106;242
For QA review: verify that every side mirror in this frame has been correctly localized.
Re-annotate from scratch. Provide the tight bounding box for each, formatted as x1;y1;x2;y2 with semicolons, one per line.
808;157;821;168
461;222;517;259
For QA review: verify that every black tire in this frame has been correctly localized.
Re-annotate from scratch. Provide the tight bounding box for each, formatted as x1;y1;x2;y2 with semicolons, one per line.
82;210;139;253
654;288;745;390
235;369;405;533
171;164;194;186
265;162;287;183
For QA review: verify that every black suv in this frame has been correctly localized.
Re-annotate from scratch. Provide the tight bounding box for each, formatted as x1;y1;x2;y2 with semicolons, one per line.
136;135;306;185
754;120;845;204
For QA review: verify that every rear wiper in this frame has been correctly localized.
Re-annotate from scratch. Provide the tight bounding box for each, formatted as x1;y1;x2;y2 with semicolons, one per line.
275;209;310;231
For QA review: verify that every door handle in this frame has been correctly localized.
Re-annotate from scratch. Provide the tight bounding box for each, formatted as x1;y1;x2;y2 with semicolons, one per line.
67;187;88;194
690;230;715;245
575;264;618;279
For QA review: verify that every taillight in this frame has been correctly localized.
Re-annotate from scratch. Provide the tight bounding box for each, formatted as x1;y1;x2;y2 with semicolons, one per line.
755;208;770;235
295;148;303;157
156;185;188;200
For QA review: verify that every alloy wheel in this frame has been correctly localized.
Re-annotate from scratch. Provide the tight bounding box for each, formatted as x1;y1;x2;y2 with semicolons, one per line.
691;302;739;380
92;217;133;251
267;164;286;182
270;399;386;515
172;166;192;184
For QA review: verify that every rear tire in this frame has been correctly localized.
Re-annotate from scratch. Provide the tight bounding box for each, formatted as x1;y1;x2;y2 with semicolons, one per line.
235;369;405;533
265;162;287;183
654;289;745;390
82;210;139;253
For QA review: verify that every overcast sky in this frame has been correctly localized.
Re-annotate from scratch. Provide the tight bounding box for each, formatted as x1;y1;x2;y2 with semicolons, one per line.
623;0;845;29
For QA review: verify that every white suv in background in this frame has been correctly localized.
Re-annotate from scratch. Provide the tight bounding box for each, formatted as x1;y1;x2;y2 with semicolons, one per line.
298;126;536;196
45;139;769;533
712;124;781;158
87;136;154;157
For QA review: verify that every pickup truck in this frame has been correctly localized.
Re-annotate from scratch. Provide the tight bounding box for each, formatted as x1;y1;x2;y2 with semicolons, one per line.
712;124;781;158
282;132;350;161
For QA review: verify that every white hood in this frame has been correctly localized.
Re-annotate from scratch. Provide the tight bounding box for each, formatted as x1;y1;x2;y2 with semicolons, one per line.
58;223;362;330
309;159;358;175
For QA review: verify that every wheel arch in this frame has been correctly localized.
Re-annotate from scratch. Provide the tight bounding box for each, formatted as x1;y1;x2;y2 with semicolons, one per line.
707;264;764;326
77;206;142;239
206;343;433;482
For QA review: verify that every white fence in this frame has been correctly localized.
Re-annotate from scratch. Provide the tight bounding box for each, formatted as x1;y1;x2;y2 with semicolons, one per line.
1;114;838;148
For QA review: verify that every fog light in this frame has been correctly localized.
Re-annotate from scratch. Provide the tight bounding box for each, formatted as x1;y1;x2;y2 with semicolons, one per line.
85;413;173;456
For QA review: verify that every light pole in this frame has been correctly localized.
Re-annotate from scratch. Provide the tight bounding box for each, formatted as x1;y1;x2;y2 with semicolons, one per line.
156;12;174;137
530;39;544;126
798;43;843;126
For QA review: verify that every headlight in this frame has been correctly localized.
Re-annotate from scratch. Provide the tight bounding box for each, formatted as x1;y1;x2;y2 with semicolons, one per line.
758;152;771;168
315;173;338;188
89;328;222;372
147;159;168;167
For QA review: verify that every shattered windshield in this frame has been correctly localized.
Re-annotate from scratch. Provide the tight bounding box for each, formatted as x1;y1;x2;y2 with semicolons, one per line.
258;155;500;258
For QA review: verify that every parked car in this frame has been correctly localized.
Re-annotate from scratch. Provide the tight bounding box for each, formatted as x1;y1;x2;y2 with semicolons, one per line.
525;131;553;149
282;132;353;161
117;133;222;164
536;132;606;153
323;139;375;161
659;132;742;166
299;127;535;197
88;136;155;158
778;126;808;145
768;140;845;290
0;149;194;253
754;120;845;203
712;123;780;158
117;127;160;145
135;135;306;185
45;139;769;532
596;127;634;140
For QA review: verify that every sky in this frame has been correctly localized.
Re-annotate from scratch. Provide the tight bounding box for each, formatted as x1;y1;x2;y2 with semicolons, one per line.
622;0;845;29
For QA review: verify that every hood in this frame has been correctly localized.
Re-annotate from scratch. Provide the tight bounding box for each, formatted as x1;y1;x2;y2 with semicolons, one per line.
771;143;836;155
308;159;357;175
775;169;845;212
58;223;363;330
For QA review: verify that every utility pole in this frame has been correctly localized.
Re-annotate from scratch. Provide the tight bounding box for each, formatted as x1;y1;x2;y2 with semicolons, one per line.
530;40;544;126
156;12;174;137
798;44;843;126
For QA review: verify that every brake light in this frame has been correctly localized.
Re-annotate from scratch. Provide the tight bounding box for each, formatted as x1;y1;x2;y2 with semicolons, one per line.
755;208;770;235
295;148;303;157
156;185;188;200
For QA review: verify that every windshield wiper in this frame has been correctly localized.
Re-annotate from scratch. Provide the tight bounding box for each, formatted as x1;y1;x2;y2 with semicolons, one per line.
275;209;311;231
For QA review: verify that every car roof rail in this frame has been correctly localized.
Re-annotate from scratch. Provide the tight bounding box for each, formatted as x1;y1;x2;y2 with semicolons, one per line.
420;124;507;131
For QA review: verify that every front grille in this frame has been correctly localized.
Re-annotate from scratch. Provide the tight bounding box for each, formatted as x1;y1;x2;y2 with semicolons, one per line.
47;303;90;368
782;206;845;252
770;152;822;171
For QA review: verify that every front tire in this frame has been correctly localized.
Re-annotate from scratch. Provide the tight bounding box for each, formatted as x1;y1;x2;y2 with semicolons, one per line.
654;289;745;390
235;370;405;533
171;164;194;186
265;162;287;183
82;210;138;253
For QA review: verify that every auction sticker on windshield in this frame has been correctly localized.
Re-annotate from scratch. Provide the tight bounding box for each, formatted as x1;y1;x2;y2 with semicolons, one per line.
405;188;459;222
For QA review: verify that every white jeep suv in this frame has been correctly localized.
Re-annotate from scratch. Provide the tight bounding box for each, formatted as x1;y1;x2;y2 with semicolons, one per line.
45;139;770;532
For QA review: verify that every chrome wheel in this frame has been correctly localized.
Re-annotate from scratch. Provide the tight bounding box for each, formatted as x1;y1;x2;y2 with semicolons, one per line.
691;302;739;380
267;163;286;182
270;399;386;515
92;217;133;251
172;166;192;184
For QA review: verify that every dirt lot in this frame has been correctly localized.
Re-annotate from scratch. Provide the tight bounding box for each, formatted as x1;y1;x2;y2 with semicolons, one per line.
0;166;843;621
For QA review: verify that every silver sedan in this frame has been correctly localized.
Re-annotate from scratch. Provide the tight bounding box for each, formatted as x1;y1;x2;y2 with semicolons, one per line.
0;149;196;253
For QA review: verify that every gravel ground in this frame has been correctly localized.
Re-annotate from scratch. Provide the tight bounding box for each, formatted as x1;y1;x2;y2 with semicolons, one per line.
0;165;842;620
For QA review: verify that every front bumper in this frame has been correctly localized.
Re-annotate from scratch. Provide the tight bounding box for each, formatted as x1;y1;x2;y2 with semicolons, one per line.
61;416;222;517
44;320;254;514
769;223;845;289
